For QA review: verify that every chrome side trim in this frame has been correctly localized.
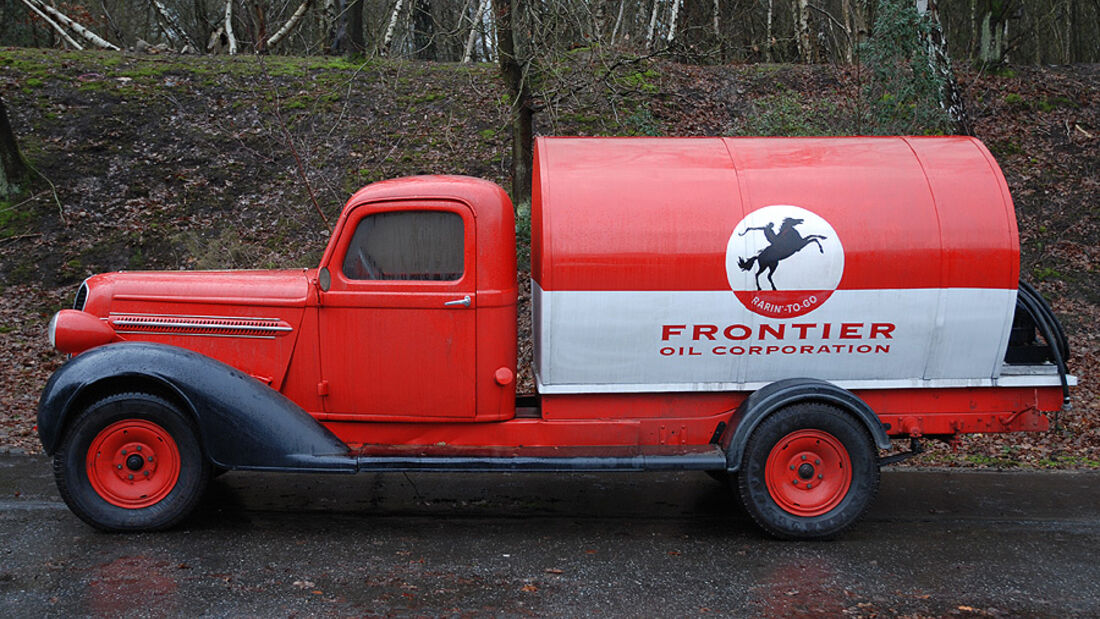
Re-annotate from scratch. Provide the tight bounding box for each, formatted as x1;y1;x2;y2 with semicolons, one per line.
106;314;294;339
110;319;292;332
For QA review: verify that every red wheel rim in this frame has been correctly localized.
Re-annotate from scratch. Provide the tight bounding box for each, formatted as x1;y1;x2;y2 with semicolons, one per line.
86;420;181;509
764;429;852;517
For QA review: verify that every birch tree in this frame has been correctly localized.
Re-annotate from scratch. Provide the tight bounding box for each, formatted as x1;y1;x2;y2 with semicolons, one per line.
917;0;972;134
224;0;238;54
795;0;813;62
463;0;490;62
267;0;313;49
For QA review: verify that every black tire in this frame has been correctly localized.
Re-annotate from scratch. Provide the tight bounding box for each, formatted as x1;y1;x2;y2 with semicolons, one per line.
54;392;210;532
737;403;879;540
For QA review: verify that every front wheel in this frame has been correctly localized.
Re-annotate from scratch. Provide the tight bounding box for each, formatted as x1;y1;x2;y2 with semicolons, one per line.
737;403;879;540
54;392;210;532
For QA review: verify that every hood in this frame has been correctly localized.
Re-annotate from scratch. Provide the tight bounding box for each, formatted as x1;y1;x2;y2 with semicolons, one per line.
63;269;315;389
79;269;314;316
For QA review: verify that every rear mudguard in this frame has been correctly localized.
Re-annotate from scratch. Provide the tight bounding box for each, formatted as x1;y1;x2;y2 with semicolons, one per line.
721;378;893;472
37;342;355;472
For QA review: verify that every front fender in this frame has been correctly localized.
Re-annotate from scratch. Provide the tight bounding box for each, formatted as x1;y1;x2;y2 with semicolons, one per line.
37;342;354;472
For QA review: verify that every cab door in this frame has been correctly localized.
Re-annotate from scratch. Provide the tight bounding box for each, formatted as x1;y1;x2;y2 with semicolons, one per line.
318;201;476;419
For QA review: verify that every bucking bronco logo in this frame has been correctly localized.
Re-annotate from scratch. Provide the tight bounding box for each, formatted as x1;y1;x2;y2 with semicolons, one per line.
726;205;844;318
737;217;828;291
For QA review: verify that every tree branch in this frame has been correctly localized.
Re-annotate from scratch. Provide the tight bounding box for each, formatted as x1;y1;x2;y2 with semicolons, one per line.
27;0;119;50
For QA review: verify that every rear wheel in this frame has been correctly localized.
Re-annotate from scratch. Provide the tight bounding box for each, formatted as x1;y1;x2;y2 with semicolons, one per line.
738;403;879;540
54;392;209;532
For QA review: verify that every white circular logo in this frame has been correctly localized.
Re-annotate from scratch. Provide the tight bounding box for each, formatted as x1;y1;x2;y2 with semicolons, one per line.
725;205;844;318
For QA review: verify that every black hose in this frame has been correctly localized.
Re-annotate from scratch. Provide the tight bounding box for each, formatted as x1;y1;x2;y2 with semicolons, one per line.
1016;281;1070;408
1019;280;1069;358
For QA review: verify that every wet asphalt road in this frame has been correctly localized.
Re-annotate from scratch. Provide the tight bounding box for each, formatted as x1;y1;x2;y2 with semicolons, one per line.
1;454;1098;618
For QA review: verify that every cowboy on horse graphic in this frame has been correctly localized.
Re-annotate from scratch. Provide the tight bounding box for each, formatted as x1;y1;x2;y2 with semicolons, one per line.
737;217;827;291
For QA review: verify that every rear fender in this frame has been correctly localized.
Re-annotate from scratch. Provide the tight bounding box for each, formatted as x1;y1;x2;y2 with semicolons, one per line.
37;342;354;472
721;378;892;472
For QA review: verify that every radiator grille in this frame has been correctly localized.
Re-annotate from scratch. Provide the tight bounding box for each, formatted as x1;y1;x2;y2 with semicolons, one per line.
73;282;88;311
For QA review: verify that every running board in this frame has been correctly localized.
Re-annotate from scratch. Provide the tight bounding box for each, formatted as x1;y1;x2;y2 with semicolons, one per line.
354;445;727;473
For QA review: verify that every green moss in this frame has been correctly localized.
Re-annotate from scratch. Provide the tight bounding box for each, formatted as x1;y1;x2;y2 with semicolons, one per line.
989;139;1023;156
1004;92;1024;106
616;69;660;94
1037;96;1077;112
1032;266;1063;282
0;202;36;238
736;92;841;137
965;454;1020;467
1036;455;1100;468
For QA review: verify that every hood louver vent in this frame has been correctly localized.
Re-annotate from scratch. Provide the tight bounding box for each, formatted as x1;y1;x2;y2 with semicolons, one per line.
73;282;88;311
108;314;293;339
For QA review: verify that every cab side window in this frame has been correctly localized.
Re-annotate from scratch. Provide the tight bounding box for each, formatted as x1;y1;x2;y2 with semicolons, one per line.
342;210;464;281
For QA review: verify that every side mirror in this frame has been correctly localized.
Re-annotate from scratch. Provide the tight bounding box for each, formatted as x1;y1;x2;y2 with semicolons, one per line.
318;267;331;292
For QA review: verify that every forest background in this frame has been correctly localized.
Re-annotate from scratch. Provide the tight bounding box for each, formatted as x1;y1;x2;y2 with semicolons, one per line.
0;0;1096;468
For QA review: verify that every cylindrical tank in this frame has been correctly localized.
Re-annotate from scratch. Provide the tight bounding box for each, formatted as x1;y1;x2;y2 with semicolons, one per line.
531;136;1020;393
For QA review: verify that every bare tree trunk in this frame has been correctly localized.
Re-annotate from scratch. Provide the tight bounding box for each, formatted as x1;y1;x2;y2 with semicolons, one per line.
492;0;532;203
0;96;29;200
646;0;660;49
267;0;313;48
918;0;972;135
463;0;490;61
610;0;625;44
224;0;238;54
322;0;337;52
150;0;196;48
968;0;978;59
329;0;348;53
412;0;435;59
766;0;774;61
253;1;268;52
20;0;83;50
795;0;813;62
348;0;365;54
666;0;682;43
27;0;119;49
383;0;405;53
840;0;854;62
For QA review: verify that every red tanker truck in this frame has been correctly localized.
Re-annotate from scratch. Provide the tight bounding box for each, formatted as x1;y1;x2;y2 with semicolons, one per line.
39;136;1074;539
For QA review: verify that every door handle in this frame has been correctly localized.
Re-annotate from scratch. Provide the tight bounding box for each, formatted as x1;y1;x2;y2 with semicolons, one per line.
444;295;471;308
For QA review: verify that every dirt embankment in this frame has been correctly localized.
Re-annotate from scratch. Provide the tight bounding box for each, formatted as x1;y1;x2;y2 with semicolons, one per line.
0;50;1096;467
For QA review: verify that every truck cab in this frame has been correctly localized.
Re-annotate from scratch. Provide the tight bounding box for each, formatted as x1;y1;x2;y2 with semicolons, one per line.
310;176;517;423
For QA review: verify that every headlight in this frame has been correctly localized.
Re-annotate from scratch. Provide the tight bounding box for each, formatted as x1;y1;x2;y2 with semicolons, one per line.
47;312;58;348
48;310;120;354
